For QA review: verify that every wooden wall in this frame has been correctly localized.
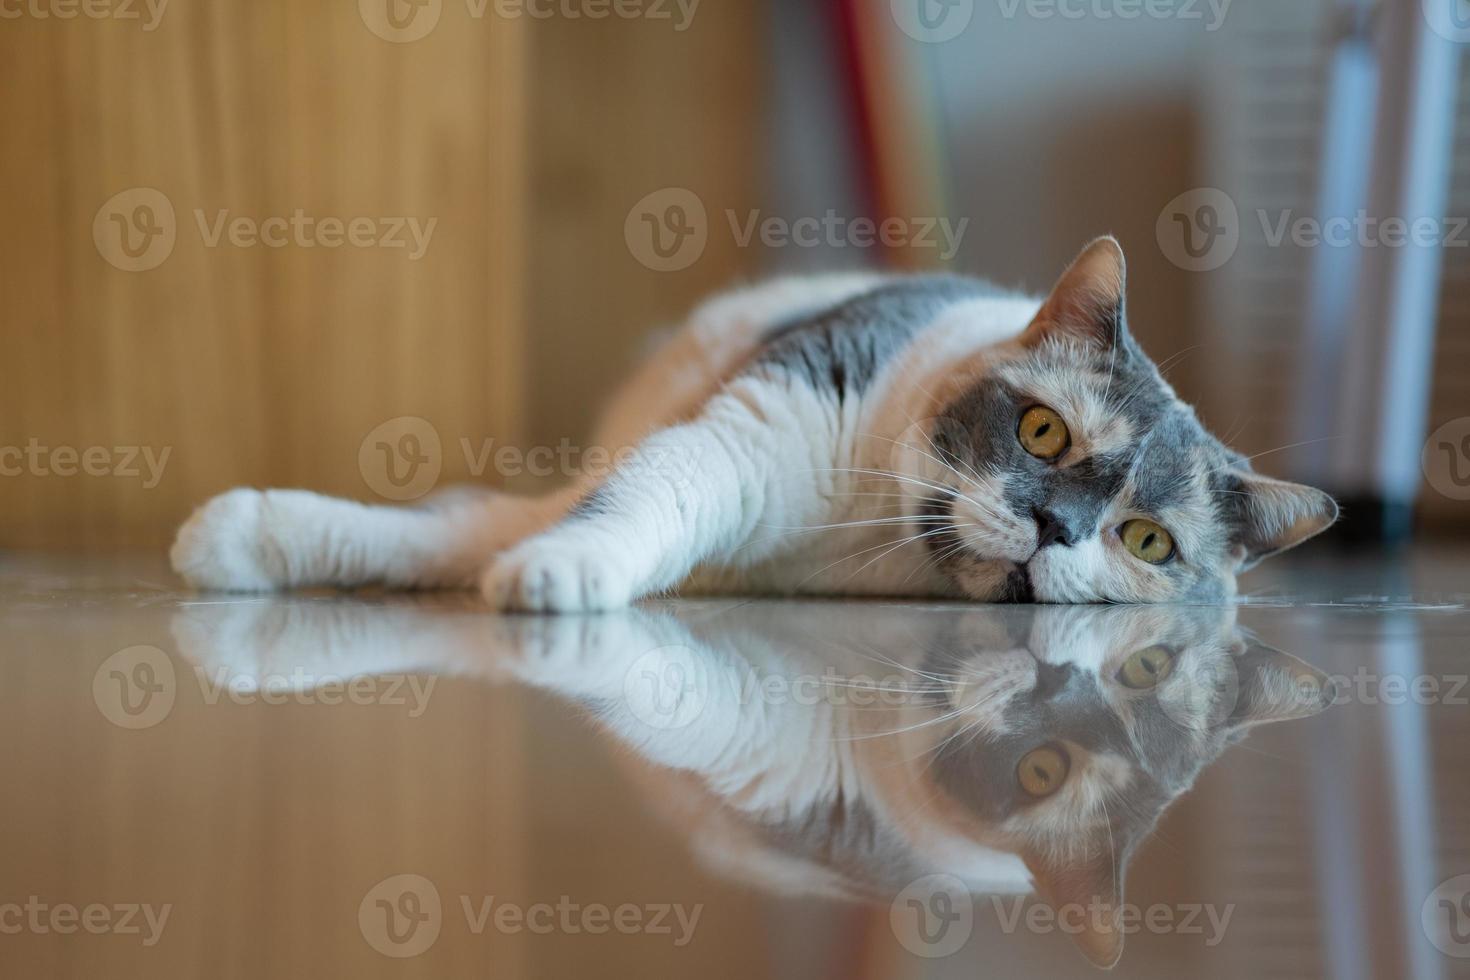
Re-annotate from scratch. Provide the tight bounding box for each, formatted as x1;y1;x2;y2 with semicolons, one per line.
0;1;526;550
523;3;765;451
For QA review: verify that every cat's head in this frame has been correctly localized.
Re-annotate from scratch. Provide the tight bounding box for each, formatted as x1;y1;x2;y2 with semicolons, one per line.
916;605;1333;967
906;236;1336;602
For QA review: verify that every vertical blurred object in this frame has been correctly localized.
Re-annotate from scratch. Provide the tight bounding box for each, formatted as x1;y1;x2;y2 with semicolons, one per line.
1294;0;1463;544
830;0;955;269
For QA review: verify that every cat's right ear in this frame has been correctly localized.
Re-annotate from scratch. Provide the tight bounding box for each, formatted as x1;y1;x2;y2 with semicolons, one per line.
1021;236;1131;353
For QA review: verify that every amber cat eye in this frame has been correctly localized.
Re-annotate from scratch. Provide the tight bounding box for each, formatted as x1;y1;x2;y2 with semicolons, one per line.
1018;406;1069;459
1117;645;1176;689
1016;744;1070;798
1120;518;1174;564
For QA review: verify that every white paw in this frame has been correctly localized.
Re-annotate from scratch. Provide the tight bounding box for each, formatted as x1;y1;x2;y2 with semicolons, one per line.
481;542;634;613
170;488;283;592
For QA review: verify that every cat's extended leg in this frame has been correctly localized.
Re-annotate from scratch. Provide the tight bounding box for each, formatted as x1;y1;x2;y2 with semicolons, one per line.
482;381;820;612
172;484;578;592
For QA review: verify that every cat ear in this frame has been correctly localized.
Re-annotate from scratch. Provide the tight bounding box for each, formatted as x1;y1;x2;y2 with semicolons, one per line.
1226;640;1335;729
1021;236;1130;352
1023;850;1125;969
1229;471;1339;570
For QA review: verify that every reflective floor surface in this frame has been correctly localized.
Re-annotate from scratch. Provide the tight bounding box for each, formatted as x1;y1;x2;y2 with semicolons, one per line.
2;548;1469;979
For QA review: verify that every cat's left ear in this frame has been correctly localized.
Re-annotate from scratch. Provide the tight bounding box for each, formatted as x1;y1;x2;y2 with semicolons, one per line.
1021;236;1131;353
1229;471;1339;570
1023;850;1125;969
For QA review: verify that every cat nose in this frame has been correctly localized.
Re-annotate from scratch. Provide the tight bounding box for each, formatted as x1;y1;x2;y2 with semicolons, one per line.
1032;660;1075;699
1032;507;1073;549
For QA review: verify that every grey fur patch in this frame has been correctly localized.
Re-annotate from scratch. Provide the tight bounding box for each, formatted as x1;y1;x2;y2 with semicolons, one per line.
752;276;1022;398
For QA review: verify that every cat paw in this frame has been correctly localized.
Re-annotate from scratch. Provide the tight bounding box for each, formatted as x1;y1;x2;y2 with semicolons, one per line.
170;488;284;592
481;542;633;613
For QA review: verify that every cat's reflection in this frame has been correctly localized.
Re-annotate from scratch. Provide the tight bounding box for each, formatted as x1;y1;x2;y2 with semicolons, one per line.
171;599;1332;967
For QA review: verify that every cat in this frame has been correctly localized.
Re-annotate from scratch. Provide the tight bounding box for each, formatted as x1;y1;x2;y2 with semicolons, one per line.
170;236;1338;609
169;597;1336;967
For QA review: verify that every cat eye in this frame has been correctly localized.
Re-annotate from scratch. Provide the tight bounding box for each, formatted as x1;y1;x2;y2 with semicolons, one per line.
1117;645;1176;689
1016;744;1070;798
1018;406;1069;459
1120;518;1175;564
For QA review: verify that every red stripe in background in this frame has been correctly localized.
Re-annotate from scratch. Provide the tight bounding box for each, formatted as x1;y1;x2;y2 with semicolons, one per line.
829;0;885;256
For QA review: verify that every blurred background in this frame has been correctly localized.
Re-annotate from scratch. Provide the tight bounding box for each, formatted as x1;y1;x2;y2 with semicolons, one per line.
0;0;1465;550
2;7;1469;980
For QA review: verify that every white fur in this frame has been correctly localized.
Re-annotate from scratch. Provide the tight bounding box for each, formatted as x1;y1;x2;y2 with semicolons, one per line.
172;274;1051;608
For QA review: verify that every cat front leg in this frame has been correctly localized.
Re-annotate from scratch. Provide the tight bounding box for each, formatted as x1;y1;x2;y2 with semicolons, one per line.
482;383;819;612
171;484;576;591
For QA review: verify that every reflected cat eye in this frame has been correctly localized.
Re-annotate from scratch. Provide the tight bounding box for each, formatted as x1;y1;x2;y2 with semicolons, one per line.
1120;518;1174;563
1117;645;1176;689
1018;406;1069;459
1016;744;1070;798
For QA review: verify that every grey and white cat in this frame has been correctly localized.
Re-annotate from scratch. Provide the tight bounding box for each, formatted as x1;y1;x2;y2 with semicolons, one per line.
169;599;1335;967
171;237;1337;609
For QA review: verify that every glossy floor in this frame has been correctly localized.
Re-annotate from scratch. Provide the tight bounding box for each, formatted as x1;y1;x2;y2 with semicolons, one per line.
2;549;1469;979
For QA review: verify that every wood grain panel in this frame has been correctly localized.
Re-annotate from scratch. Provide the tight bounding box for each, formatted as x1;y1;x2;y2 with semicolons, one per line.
523;4;764;450
0;0;526;550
